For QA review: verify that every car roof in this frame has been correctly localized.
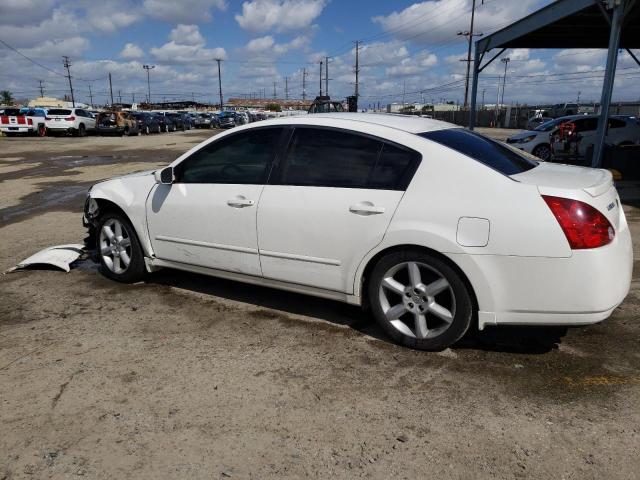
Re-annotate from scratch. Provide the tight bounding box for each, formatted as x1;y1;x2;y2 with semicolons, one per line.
252;113;456;134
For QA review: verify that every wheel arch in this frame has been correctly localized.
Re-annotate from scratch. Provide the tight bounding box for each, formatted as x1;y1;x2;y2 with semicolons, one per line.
357;244;479;315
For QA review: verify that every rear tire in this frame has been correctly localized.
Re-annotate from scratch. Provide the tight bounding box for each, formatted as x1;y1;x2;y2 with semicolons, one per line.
37;124;46;137
97;213;145;283
78;124;87;137
367;250;473;351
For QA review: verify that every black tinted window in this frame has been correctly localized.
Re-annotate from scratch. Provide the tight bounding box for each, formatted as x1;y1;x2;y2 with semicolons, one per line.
420;129;537;175
574;118;598;132
176;128;282;184
280;128;382;188
368;143;421;190
608;118;626;128
48;109;72;115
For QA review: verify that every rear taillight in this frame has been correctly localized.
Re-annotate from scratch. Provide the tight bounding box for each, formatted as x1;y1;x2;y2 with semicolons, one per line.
65;116;75;121
1;115;7;123
542;195;614;249
28;118;33;125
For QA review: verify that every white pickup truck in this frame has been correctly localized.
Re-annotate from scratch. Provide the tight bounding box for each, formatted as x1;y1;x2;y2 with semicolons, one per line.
0;107;47;136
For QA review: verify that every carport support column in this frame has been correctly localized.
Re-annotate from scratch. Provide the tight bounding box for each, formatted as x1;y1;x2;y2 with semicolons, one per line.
592;0;624;168
469;46;480;130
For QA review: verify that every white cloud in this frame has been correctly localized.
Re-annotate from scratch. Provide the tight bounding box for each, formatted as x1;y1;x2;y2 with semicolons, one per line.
0;0;56;25
143;0;227;23
235;0;326;33
84;2;141;32
359;41;409;67
372;0;541;44
0;9;81;48
120;42;144;59
169;24;205;46
246;35;276;52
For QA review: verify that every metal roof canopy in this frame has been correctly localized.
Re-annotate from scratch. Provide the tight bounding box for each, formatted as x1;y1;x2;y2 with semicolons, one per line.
469;0;640;167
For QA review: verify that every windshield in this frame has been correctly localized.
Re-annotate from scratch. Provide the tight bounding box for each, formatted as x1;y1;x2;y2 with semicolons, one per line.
419;129;537;176
48;109;72;116
534;118;565;132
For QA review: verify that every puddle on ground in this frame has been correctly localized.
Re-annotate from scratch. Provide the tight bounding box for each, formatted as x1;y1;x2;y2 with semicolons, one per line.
0;181;92;225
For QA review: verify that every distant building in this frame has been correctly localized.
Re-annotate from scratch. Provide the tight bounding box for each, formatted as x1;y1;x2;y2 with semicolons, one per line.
27;96;89;108
227;98;313;110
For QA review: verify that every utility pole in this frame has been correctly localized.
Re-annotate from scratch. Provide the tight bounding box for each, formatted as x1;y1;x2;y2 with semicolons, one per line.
38;80;45;97
88;84;94;108
108;73;114;105
143;64;155;104
302;68;308;100
132;92;135;104
458;0;482;108
62;56;75;107
118;89;122;104
402;80;406;109
481;88;485;109
324;56;329;97
273;81;277;99
319;60;323;96
285;76;289;100
215;59;223;109
354;40;360;109
500;57;510;107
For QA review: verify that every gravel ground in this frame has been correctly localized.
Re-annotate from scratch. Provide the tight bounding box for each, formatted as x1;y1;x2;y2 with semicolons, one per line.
1;128;638;480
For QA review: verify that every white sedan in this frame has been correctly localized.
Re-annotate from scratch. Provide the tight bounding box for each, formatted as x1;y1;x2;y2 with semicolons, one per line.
83;114;632;350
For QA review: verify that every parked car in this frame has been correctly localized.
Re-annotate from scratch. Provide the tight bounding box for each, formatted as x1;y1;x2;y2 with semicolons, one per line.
0;107;47;136
162;112;191;131
194;113;219;129
217;111;236;128
153;113;175;132
45;108;96;136
83;113;631;351
507;114;640;161
551;115;640;160
96;111;140;136
130;112;162;134
235;112;250;125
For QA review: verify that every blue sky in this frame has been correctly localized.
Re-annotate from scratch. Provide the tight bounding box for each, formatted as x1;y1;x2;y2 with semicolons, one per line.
1;0;638;107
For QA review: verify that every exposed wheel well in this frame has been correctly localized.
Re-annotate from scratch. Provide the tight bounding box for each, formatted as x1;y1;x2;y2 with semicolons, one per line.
360;244;479;313
94;198;129;220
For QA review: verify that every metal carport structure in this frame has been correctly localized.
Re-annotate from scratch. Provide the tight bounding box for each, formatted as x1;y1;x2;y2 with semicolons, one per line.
469;0;640;167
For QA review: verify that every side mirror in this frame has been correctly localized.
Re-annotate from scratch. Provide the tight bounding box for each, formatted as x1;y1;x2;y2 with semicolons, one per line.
154;166;174;184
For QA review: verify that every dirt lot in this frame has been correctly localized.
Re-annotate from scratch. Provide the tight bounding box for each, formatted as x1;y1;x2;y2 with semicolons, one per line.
1;129;639;479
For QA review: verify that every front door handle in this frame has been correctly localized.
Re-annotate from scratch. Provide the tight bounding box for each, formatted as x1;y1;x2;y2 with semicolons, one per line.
349;203;385;215
227;196;255;208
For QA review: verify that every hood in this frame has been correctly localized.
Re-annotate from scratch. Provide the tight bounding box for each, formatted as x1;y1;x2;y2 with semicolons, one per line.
92;169;156;187
508;130;538;141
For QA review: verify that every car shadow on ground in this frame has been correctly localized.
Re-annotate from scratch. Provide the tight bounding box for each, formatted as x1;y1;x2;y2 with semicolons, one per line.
145;268;566;355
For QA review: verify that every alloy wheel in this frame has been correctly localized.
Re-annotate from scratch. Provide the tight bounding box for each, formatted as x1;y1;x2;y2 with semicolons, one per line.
378;261;456;339
99;218;132;274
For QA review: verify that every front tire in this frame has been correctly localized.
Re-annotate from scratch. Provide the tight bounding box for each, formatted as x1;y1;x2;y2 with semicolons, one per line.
78;124;87;137
532;143;552;161
97;213;145;283
367;250;473;351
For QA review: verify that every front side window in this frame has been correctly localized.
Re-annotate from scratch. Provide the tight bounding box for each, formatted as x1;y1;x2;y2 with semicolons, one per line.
175;127;283;184
419;128;537;176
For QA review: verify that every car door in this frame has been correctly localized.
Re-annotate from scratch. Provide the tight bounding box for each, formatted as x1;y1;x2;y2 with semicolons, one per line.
146;127;284;276
257;126;421;293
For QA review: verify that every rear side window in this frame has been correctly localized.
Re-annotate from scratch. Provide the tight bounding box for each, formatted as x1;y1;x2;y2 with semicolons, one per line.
278;127;420;190
281;128;381;188
419;129;537;176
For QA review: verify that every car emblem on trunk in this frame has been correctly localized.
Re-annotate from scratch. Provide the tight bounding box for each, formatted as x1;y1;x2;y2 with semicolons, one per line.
607;202;615;211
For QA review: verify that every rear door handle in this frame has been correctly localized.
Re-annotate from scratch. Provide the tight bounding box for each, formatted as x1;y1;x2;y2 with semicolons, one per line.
227;197;255;208
349;203;386;215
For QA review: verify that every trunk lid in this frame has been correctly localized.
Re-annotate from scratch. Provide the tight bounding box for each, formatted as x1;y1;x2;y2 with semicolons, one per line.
511;162;621;230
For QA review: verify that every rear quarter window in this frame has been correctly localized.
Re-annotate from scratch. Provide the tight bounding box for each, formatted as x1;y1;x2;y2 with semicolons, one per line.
419;129;537;176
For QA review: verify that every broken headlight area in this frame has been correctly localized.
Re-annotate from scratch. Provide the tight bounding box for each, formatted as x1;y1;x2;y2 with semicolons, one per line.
83;195;100;259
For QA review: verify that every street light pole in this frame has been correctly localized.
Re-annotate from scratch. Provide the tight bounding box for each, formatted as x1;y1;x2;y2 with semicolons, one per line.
216;59;223;109
500;57;510;126
143;64;155;104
